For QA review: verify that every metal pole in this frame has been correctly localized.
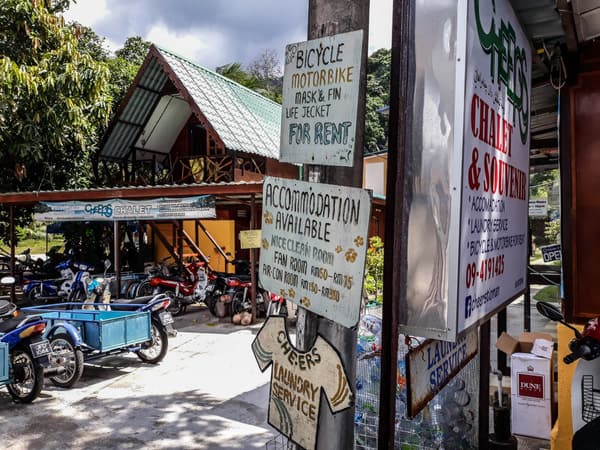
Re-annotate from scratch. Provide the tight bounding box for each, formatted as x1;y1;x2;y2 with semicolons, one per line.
497;308;508;376
296;2;369;449
378;0;413;448
9;206;16;302
250;194;257;323
114;221;121;297
479;319;491;449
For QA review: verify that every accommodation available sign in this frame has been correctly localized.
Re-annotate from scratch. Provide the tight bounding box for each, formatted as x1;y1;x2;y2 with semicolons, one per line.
34;195;216;221
280;30;363;166
260;177;371;328
252;316;352;450
457;0;531;333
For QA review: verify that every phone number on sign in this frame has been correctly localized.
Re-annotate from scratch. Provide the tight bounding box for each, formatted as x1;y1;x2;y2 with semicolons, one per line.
465;254;505;289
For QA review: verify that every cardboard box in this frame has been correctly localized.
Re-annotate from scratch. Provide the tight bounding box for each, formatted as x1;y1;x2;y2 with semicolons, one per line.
496;331;555;439
496;331;554;355
510;352;553;439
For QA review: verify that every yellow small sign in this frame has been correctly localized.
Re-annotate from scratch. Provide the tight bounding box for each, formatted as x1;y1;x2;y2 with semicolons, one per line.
240;230;262;249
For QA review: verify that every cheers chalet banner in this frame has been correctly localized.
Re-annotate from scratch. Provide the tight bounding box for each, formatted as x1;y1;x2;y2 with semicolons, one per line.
397;0;531;341
34;195;216;222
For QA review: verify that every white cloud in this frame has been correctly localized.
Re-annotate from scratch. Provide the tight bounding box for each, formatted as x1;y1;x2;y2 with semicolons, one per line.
62;0;392;66
62;0;109;26
145;23;228;68
369;0;393;52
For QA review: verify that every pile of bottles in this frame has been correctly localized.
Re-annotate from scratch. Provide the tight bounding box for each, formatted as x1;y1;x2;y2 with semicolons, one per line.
354;314;476;449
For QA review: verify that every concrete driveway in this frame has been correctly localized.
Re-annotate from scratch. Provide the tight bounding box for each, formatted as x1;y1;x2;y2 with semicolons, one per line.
0;306;275;450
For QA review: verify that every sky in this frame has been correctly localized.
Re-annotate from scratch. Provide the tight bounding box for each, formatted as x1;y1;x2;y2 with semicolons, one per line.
62;0;393;70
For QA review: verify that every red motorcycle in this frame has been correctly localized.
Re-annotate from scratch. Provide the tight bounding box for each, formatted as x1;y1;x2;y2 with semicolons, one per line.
138;260;208;316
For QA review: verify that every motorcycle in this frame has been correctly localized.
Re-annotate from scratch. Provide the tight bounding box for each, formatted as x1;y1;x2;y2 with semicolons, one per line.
66;262;95;302
22;259;76;305
0;276;59;403
536;301;600;449
205;270;268;319
139;259;209;316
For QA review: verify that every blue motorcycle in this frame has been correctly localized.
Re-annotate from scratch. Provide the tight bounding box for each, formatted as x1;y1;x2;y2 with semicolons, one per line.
22;260;75;305
0;277;54;403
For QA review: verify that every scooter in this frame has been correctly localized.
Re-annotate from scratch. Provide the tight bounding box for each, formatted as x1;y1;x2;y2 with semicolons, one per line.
140;259;209;316
0;276;60;403
536;301;600;449
22;259;76;305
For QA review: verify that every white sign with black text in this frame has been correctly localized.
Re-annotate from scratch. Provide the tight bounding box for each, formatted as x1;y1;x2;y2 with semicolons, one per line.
280;30;363;166
259;177;371;328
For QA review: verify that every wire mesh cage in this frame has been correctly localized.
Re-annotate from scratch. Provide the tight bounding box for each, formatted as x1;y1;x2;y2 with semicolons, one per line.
353;305;479;449
265;433;294;450
582;375;600;422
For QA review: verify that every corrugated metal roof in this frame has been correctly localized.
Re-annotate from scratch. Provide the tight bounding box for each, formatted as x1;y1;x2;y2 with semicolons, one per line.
158;47;280;158
100;46;281;161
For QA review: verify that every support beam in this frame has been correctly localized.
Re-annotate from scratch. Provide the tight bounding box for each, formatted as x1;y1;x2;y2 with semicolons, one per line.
557;0;579;54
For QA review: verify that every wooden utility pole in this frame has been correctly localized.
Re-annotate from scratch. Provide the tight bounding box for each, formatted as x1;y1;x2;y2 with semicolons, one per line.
295;1;369;449
378;0;413;448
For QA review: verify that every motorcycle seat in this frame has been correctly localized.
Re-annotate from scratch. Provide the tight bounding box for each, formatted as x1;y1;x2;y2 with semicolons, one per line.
0;311;43;334
110;295;169;311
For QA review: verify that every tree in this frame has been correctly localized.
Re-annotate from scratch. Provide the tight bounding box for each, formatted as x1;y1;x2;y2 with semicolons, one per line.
246;49;283;103
216;62;260;89
0;0;111;241
365;48;391;153
115;36;151;66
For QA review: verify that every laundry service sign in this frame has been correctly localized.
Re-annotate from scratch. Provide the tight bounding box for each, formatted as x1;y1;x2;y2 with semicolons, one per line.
34;195;216;221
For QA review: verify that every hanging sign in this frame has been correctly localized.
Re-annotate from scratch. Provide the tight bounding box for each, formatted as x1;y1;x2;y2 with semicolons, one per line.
456;0;532;334
405;330;478;418
259;177;371;328
541;244;561;263
528;198;548;218
34;196;216;222
252;316;352;450
280;30;363;166
239;230;262;249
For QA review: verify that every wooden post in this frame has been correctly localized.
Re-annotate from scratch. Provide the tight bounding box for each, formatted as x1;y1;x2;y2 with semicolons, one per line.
114;221;122;297
9;205;16;302
378;0;413;447
250;194;257;323
296;2;369;449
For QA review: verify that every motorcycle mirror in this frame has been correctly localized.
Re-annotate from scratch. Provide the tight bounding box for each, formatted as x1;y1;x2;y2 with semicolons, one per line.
536;301;582;339
536;301;564;321
0;276;15;285
104;259;112;269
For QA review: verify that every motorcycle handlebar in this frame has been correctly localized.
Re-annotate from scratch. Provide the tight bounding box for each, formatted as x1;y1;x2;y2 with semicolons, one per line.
564;344;591;364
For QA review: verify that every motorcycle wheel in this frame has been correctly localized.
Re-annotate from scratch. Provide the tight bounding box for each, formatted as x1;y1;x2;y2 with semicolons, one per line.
68;288;85;302
49;333;84;388
6;347;44;403
205;295;218;316
136;281;154;297
167;295;186;316
137;321;168;364
231;291;249;315
26;285;45;306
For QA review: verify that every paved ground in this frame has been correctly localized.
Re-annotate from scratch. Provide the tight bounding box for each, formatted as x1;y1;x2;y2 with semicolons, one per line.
1;306;275;450
1;288;559;449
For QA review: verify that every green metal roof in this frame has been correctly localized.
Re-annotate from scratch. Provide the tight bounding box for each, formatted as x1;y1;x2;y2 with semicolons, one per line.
100;45;281;161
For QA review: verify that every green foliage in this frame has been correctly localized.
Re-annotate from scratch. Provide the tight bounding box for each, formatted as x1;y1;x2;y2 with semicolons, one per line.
365;48;391;153
364;236;384;302
217;49;283;104
544;219;560;243
530;169;558;199
217;62;260;89
0;0;112;243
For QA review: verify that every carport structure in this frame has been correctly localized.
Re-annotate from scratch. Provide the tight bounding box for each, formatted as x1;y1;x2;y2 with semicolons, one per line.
0;181;265;319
